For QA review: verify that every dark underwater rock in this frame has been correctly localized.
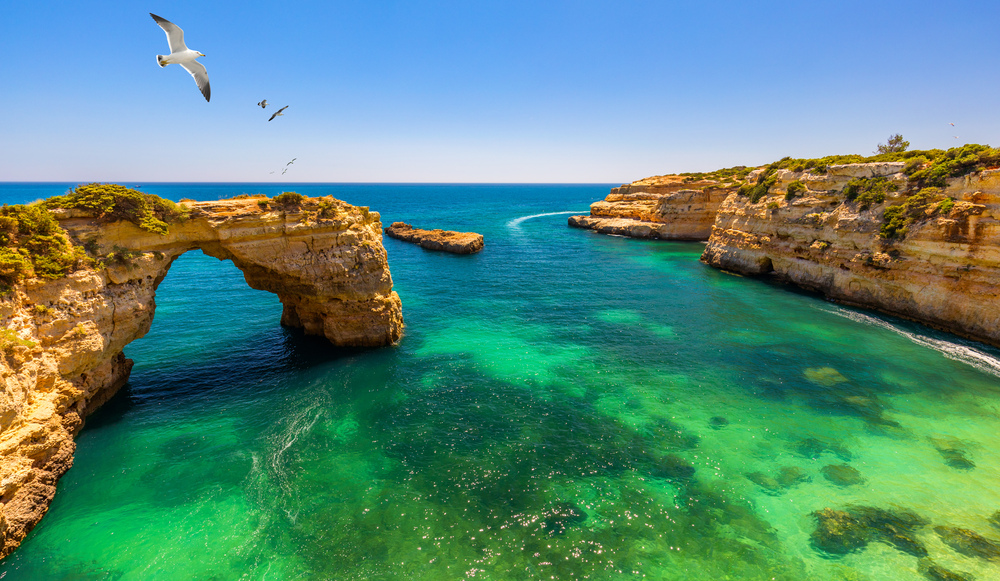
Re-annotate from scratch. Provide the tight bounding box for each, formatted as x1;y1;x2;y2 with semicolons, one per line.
812;508;868;554
746;471;781;493
794;437;852;461
542;502;588;535
709;416;729;429
918;558;975;581
821;464;864;487
935;525;1000;561
776;466;810;487
650;454;696;481
989;510;1000;532
938;448;976;470
811;505;928;557
746;466;809;494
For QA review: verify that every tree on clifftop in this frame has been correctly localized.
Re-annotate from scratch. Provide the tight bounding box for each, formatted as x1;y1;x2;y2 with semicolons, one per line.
876;134;909;154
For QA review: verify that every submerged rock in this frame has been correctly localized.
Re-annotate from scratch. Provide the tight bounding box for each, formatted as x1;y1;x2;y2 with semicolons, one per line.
803;367;848;387
776;466;811;487
542;502;588;535
989;510;1000;532
917;558;975;581
746;472;781;493
934;525;1000;561
821;464;864;487
938;448;976;470
811;508;868;554
794;437;852;461
709;416;729;429
650;454;696;481
746;466;810;493
811;505;928;557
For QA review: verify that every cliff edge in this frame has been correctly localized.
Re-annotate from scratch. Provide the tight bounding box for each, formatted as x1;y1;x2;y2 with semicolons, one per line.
0;190;402;558
571;145;1000;348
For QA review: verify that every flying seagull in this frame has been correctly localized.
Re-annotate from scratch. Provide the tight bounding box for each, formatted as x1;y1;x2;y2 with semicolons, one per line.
150;13;210;102
282;168;288;175
258;99;268;108
268;106;289;122
286;158;296;166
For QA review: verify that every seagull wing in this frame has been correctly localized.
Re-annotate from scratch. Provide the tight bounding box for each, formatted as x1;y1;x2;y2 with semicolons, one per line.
150;14;188;54
268;106;288;121
180;60;211;102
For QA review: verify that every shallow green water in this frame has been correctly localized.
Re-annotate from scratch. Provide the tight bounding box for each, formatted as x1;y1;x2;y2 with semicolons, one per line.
2;184;1000;580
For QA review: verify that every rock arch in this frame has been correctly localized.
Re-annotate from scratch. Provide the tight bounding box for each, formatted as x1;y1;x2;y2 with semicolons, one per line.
0;196;402;558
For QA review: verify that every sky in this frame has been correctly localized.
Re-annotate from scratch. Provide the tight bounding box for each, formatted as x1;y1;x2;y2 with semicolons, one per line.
2;0;999;183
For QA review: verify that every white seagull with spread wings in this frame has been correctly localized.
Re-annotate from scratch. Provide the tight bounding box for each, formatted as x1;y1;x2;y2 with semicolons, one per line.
150;13;211;102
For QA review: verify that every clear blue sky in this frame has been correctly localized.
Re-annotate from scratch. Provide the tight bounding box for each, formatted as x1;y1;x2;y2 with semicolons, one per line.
2;0;998;183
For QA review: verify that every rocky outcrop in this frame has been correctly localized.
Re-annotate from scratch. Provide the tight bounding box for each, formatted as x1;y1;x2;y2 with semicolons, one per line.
0;195;402;558
385;222;484;254
702;164;1000;347
568;175;734;240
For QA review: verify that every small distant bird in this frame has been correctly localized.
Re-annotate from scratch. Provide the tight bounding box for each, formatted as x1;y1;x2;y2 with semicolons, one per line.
269;171;275;174
286;158;296;166
954;136;960;139
282;168;288;175
258;99;268;108
950;122;955;126
268;105;289;122
150;13;210;102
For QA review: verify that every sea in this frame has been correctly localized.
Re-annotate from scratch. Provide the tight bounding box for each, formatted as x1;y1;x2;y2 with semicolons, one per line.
2;183;1000;580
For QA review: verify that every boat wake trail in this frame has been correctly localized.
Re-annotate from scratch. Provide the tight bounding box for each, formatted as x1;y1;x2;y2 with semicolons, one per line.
823;306;1000;378
507;210;587;230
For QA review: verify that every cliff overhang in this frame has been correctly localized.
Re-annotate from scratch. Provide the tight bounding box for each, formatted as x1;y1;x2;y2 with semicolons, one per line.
0;192;403;558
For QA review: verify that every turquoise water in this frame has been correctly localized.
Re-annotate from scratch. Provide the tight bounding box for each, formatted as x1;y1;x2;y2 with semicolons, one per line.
3;183;1000;580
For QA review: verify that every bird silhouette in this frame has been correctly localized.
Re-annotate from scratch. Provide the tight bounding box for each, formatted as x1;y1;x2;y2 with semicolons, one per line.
286;158;296;166
268;106;289;122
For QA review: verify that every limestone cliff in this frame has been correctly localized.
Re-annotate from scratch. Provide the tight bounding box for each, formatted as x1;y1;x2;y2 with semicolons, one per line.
571;149;1000;347
568;175;733;239
702;164;1000;347
0;194;402;558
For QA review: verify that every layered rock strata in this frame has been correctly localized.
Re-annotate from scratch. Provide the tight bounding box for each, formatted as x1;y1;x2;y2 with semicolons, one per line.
385;222;484;254
568;175;734;240
702;164;1000;347
0;195;402;558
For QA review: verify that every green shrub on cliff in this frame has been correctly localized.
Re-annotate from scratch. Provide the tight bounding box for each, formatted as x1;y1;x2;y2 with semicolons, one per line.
785;180;806;200
0;204;87;293
880;187;948;240
842;177;897;209
45;183;189;235
273;191;305;208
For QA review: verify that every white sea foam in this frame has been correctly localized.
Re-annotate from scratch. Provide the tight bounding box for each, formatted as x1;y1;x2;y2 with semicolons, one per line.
506;210;586;230
822;306;1000;378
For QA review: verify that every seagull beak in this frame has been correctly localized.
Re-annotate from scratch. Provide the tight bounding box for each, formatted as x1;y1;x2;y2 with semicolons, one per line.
199;52;206;57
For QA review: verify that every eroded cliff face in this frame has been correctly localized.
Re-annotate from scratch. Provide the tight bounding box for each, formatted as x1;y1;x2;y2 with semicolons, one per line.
702;164;1000;346
0;196;402;558
568;175;734;240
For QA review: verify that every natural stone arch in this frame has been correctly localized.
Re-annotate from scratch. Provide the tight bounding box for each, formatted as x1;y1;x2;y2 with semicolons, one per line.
0;196;402;558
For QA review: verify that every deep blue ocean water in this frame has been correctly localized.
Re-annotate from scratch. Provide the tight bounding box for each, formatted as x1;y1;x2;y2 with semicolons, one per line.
2;183;1000;580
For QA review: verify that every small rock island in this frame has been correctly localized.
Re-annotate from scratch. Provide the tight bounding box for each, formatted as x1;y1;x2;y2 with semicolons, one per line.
384;222;484;254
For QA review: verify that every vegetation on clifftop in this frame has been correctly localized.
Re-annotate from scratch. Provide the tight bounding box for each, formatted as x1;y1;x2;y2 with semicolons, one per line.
45;183;189;235
1;184;192;294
